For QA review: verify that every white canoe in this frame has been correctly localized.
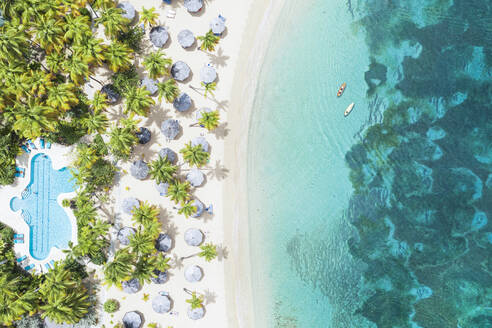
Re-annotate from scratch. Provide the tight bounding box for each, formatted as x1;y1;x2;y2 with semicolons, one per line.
344;102;355;117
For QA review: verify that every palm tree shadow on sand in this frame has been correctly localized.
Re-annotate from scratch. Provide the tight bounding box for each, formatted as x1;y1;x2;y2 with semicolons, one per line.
203;289;217;305
171;253;184;270
216;244;228;261
206;47;229;68
206;160;229;181
211;122;229;139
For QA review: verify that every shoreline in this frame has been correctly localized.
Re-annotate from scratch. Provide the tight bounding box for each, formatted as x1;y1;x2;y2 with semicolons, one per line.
223;0;286;327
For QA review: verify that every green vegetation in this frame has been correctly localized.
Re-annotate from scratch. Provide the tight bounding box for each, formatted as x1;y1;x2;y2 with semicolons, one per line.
197;110;220;131
149;156;178;184
197;30;220;52
103;299;120;313
186;291;204;310
180;142;210;167
140;7;159;28
157;78;180;103
143;51;172;79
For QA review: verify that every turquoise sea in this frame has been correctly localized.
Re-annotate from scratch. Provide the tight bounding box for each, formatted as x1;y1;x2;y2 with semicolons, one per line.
248;0;492;327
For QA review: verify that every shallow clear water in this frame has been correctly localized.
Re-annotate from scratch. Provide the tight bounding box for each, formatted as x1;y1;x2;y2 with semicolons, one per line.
10;153;75;260
248;0;492;327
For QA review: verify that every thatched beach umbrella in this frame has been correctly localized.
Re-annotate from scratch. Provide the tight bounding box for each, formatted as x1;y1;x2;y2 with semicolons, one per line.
159;147;177;163
152;294;171;313
210;17;226;35
122;197;140;215
191;199;205;218
155;233;172;252
130;160;149;180
173;93;192;112
136;127;151;144
184;228;204;246
122;279;141;294
178;29;195;48
117;227;136;246
151;269;168;284
149;26;169;48
200;65;217;84
187;306;205;320
161;119;180;140
101;84;120;104
171;61;191;81
117;2;136;22
183;0;203;13
186;168;205;187
155;182;169;196
192;136;209;152
122;311;142;328
184;265;203;282
141;77;158;95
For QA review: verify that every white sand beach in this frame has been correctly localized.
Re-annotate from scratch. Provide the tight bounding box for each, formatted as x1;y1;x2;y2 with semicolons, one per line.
89;0;287;327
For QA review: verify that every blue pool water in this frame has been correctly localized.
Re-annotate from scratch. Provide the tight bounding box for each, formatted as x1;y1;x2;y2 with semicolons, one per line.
10;153;75;260
248;0;492;327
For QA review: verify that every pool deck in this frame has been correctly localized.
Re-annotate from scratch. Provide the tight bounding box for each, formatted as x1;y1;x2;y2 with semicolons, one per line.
0;140;78;274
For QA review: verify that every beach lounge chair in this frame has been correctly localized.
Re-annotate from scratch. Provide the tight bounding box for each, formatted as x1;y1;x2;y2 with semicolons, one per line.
16;255;27;263
21;145;31;153
14;239;24;244
27;140;37;150
167;10;176;18
14;171;25;178
40;138;45;149
13;234;24;239
24;264;35;271
162;0;172;4
219;14;226;22
49;260;55;267
46;142;51;149
205;204;213;215
44;263;51;270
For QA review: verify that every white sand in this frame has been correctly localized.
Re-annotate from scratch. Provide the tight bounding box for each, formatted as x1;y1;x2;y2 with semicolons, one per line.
97;0;285;327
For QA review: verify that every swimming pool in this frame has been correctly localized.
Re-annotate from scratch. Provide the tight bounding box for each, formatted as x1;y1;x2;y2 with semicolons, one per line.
10;153;75;260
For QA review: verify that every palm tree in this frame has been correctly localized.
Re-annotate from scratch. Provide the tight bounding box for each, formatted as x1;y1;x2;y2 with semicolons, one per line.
186;291;204;310
91;0;116;11
39;263;77;299
167;180;191;205
139;7;159;28
73;37;106;66
40;290;90;324
178;201;197;219
143;51;172;79
90;91;109;111
104;41;133;72
197;30;220;52
97;7;129;38
132;201;160;227
109;124;138;160
46;51;66;72
124;86;155;116
104;249;134;288
129;228;155;255
74;201;98;226
64;14;92;45
0;274;37;324
46;83;79;112
132;256;157;285
0;26;29;63
192;110;220;131
198;243;218;262
82;109;109;134
157;78;179;103
63;53;91;85
202;82;217;98
7;98;57;139
180;142;210;168
34;16;64;53
181;243;217;262
149;156;177;184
